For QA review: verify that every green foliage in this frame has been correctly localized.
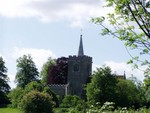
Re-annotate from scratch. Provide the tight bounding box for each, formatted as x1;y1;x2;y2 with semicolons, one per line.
116;79;140;107
101;102;115;111
20;90;53;113
0;57;10;107
15;54;39;88
60;95;83;108
54;108;69;113
24;81;43;94
41;57;56;85
60;95;86;113
86;66;118;106
0;108;23;113
7;87;24;108
86;106;150;113
43;86;59;107
8;81;43;108
8;81;59;109
92;0;150;76
145;87;150;105
86;66;144;108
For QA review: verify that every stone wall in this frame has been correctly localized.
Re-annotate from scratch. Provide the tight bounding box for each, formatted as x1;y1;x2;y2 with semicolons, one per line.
49;84;69;98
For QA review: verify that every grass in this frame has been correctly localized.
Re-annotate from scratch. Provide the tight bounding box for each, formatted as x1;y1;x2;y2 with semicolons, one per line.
0;108;23;113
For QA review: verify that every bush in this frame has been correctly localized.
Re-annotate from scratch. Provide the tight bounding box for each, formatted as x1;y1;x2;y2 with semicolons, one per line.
24;81;43;93
20;90;53;113
60;95;81;108
8;82;59;109
43;86;59;107
7;87;24;108
60;95;86;112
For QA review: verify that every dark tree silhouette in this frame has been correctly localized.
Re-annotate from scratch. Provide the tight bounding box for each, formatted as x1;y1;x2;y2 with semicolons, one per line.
47;57;68;84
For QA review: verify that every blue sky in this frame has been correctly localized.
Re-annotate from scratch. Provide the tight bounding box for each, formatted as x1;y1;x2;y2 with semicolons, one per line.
0;0;145;88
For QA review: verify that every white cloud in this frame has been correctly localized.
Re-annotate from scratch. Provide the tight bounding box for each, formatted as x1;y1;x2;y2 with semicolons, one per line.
11;47;57;71
6;47;57;88
0;0;111;27
8;74;16;89
93;61;145;82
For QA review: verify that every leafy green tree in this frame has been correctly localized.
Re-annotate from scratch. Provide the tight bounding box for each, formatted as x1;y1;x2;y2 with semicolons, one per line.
41;57;56;85
60;95;82;108
24;81;59;107
24;81;43;94
0;57;10;106
92;0;150;76
20;90;53;113
15;55;39;88
145;87;150;107
7;87;24;108
8;81;59;108
86;66;118;106
116;79;140;108
43;86;59;107
60;95;86;112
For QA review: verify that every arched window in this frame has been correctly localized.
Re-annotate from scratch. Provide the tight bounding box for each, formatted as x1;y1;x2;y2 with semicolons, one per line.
74;63;79;72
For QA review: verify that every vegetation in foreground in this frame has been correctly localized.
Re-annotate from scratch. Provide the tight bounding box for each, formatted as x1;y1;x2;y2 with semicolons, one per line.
1;106;150;113
0;54;150;112
0;108;23;113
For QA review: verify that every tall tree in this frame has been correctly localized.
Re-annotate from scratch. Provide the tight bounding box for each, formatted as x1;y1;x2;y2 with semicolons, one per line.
92;0;150;76
0;57;10;106
15;55;39;88
116;79;140;108
40;57;56;85
47;57;68;84
86;66;118;106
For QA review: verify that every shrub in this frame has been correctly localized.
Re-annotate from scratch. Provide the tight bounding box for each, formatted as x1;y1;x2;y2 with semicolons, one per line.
20;90;53;113
60;95;86;112
60;95;82;108
43;86;59;107
7;87;24;108
24;81;43;94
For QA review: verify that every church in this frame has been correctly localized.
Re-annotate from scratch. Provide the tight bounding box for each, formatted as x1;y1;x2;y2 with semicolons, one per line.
49;34;126;98
49;34;92;98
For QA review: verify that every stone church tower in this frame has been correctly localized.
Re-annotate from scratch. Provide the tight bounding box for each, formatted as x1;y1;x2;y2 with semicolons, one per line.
49;34;92;98
67;35;92;97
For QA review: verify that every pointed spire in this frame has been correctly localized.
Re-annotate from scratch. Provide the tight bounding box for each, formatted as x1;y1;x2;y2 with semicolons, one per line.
78;34;84;56
124;71;126;79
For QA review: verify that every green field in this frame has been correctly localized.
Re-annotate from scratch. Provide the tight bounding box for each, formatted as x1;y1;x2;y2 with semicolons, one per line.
0;108;23;113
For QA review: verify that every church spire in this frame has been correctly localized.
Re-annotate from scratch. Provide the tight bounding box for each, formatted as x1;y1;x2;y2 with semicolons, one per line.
78;34;84;56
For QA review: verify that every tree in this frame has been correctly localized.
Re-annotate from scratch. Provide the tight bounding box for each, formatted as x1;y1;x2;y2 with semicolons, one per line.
116;79;140;108
145;87;150;106
60;95;86;113
20;90;53;113
86;66;118;106
8;81;59;108
40;57;56;85
43;86;59;107
0;57;10;106
15;55;39;88
92;0;150;76
47;57;68;84
8;87;24;108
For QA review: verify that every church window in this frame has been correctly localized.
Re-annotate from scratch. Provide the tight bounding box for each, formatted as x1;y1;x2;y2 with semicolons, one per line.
74;63;79;72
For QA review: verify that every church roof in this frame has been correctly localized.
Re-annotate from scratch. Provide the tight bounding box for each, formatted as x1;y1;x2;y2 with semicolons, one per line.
78;34;84;56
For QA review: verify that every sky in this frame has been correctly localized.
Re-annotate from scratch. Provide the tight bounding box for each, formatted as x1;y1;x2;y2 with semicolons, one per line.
0;0;145;88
